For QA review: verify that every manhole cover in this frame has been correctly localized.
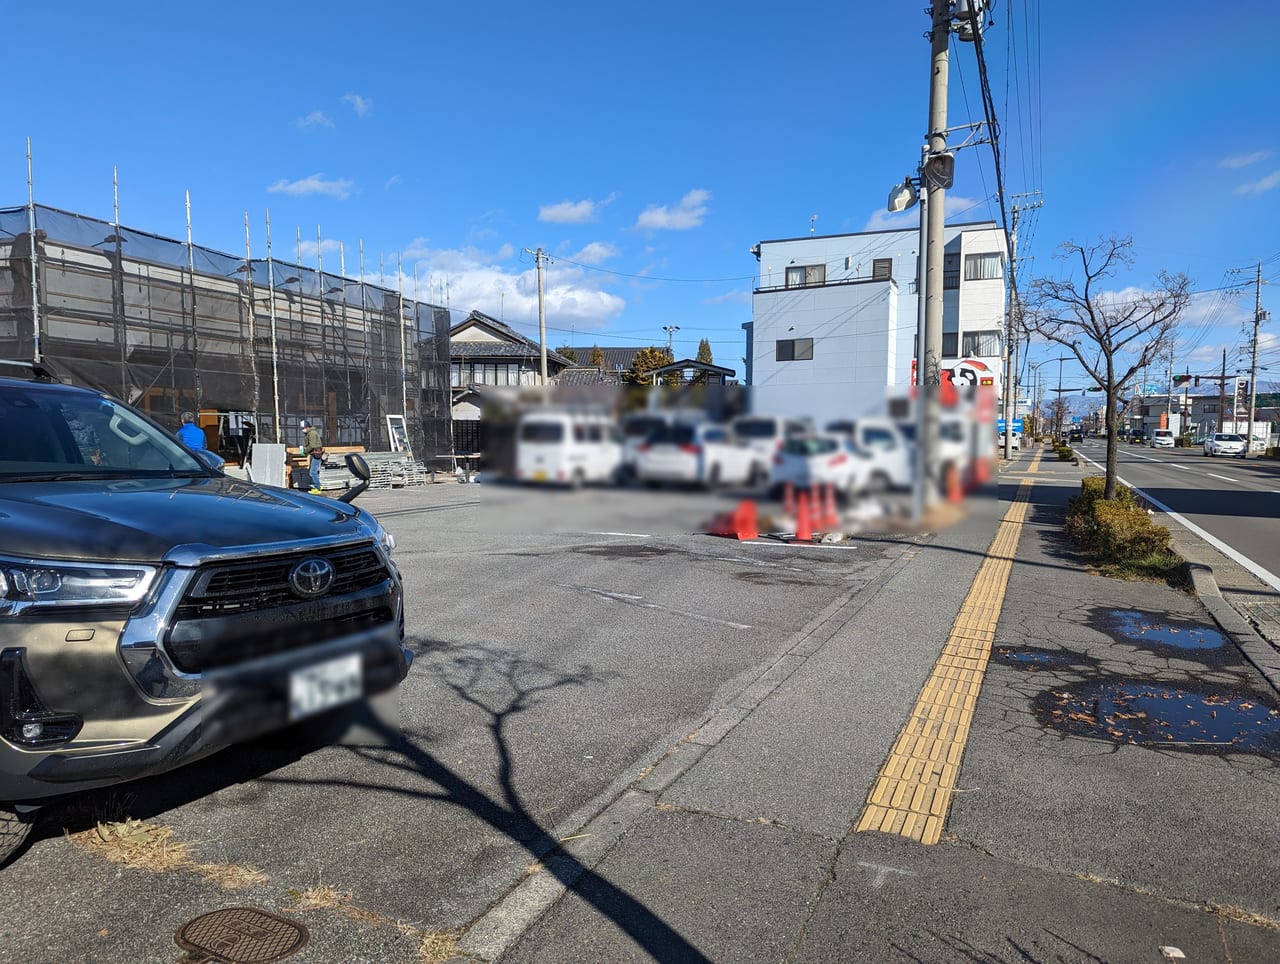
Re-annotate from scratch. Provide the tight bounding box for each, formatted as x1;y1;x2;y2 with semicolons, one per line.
175;907;308;963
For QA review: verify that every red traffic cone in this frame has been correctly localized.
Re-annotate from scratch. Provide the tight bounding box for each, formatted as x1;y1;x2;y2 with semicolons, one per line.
733;500;759;541
795;492;813;542
946;463;963;504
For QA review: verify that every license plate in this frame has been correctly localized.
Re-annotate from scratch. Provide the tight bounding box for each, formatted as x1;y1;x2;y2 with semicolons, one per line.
533;470;548;481
289;653;362;721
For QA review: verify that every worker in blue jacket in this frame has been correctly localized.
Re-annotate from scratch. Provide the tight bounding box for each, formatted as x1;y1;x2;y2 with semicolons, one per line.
177;411;205;450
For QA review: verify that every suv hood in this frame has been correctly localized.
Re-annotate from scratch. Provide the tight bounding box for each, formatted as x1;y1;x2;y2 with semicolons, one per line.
0;475;367;564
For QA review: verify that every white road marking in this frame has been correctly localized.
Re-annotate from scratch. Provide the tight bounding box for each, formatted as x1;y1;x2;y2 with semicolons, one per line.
590;531;652;538
1077;452;1280;592
563;585;753;630
1207;473;1236;483
741;539;864;550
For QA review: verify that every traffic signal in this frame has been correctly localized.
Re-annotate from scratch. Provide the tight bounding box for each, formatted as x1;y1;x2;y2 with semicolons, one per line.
1173;374;1192;386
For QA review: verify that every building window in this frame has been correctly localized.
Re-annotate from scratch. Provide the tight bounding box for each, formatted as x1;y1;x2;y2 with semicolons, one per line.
964;252;1003;281
944;254;960;290
785;264;826;288
942;333;958;357
961;330;1001;357
776;338;814;362
872;258;893;281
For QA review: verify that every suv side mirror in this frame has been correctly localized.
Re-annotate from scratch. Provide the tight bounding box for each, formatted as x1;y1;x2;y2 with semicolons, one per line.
338;453;371;503
193;449;226;472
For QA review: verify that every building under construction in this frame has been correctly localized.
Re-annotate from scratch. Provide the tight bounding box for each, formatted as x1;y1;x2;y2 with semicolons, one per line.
0;204;452;462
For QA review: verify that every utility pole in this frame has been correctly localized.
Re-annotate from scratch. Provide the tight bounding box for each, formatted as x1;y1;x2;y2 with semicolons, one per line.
1002;194;1041;460
1218;348;1226;433
920;0;952;507
663;325;680;352
1246;260;1268;457
524;247;549;385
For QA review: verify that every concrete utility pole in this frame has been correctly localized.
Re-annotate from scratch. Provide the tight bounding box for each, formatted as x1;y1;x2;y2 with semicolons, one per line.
920;0;952;507
1218;348;1227;433
1246;260;1268;457
1002;194;1041;460
524;246;549;386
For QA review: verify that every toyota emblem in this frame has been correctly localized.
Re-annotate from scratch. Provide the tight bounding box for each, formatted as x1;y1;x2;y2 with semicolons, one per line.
289;557;335;598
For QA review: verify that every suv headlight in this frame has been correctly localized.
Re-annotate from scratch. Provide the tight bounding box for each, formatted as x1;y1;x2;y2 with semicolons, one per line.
364;519;395;558
0;558;157;613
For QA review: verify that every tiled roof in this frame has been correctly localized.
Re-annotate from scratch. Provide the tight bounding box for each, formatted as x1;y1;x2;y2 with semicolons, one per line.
451;310;572;367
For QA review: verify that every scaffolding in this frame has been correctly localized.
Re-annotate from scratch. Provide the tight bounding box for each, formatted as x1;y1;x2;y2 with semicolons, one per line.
0;204;451;461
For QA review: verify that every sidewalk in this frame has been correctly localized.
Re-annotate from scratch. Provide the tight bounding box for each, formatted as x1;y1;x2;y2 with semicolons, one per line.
476;447;1280;962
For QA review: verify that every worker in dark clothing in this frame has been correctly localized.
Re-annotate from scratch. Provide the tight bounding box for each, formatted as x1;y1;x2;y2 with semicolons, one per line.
299;419;324;494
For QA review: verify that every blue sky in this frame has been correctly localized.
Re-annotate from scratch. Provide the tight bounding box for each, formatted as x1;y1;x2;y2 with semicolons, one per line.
5;1;1277;390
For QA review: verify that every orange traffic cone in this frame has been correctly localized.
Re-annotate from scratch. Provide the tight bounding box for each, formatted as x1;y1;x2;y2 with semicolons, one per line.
733;500;759;541
945;463;963;504
783;482;795;517
823;482;840;530
795;492;813;542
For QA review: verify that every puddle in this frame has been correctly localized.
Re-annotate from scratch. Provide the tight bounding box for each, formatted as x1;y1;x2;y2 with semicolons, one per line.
994;647;1081;669
1035;680;1280;756
1099;609;1226;651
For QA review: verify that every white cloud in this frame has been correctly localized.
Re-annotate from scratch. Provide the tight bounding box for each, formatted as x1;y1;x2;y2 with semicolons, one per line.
862;194;988;235
342;93;373;118
539;194;615;224
1220;150;1271;169
570;241;618;265
1235;170;1280;194
297;239;344;260
704;289;751;306
385;175;402;190
634;189;710;231
391;242;625;330
296;110;334;130
267;174;354;200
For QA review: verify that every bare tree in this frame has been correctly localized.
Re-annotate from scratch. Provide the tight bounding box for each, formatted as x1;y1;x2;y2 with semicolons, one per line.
1026;237;1190;499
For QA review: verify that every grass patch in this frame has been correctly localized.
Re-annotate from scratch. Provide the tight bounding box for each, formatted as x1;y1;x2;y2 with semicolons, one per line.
70;818;268;890
287;881;459;963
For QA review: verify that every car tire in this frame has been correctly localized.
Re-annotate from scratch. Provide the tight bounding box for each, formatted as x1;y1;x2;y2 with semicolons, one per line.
705;464;722;490
569;468;586;491
867;471;892;495
0;806;34;867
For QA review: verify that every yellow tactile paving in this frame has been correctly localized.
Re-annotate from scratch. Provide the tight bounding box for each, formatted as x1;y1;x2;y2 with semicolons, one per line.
855;448;1041;845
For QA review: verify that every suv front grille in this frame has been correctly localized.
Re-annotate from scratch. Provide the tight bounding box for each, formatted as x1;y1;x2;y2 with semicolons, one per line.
176;546;388;617
163;543;398;674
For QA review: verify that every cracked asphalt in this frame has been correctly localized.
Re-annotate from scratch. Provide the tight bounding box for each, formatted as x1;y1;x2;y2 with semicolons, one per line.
2;466;1278;962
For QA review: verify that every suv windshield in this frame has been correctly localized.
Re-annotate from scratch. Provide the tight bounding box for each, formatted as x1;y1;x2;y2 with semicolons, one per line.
0;383;209;481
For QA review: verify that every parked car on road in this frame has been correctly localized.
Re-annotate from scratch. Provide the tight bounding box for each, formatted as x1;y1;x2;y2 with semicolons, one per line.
1152;429;1175;448
825;417;914;489
1129;430;1148;445
634;422;764;489
0;362;410;866
515;411;622;487
731;414;814;463
1203;432;1246;458
768;434;872;500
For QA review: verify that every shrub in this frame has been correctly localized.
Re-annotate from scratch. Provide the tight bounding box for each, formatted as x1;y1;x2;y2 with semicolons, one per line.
1056;445;1074;461
1063;476;1179;579
1091;500;1171;561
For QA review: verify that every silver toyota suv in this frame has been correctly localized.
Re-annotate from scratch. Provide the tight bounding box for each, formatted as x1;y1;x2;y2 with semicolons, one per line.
0;362;411;864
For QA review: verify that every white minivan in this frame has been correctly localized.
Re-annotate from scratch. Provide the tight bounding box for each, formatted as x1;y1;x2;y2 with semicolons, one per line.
1151;429;1175;448
825;416;914;490
515;412;622;487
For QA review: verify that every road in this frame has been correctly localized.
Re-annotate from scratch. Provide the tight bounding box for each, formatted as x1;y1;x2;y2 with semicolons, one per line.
1074;438;1280;590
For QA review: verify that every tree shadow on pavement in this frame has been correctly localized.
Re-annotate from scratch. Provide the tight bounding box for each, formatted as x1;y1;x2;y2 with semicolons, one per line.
49;636;709;962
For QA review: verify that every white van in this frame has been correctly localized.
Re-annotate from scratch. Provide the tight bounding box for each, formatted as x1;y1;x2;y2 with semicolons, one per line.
731;414;814;462
1151;429;1175;448
515;412;622;488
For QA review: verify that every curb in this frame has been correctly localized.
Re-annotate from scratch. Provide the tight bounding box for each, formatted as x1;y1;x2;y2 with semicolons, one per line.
1025;448;1280;699
1183;560;1280;698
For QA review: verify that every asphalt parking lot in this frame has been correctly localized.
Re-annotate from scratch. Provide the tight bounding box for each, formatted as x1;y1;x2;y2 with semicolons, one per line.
0;480;914;962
